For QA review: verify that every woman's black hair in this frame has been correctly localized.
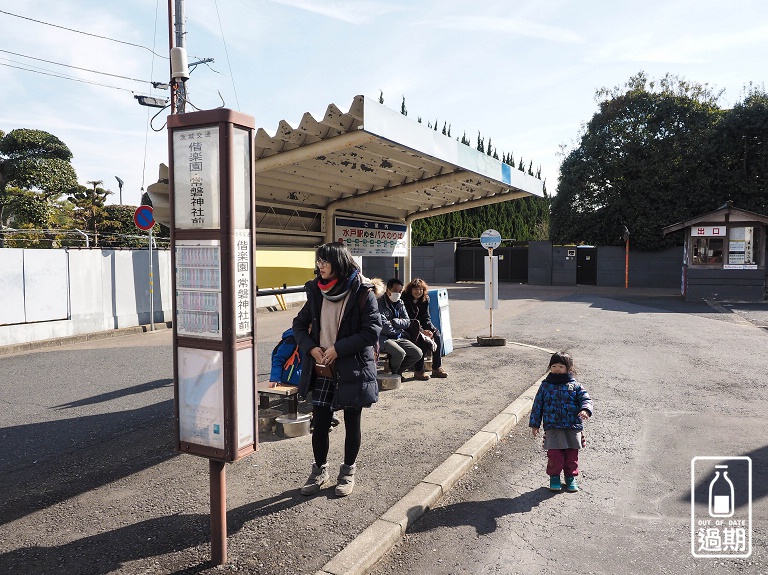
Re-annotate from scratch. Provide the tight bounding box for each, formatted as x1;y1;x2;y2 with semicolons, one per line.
548;351;575;373
315;242;359;281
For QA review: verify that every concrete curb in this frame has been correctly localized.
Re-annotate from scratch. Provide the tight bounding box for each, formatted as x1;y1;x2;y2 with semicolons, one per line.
317;371;547;575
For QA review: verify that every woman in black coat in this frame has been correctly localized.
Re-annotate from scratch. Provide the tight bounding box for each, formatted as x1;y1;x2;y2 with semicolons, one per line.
292;242;382;497
401;278;448;378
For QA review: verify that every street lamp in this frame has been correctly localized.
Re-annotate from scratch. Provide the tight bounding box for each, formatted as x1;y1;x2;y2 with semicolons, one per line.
115;176;124;205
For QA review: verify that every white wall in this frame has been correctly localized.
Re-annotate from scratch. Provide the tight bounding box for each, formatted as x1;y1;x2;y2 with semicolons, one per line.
0;249;25;325
0;248;172;347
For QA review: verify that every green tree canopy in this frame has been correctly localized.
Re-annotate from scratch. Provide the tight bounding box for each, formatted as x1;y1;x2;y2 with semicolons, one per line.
552;72;735;250
411;196;550;246
0;129;78;233
711;89;768;216
68;180;116;246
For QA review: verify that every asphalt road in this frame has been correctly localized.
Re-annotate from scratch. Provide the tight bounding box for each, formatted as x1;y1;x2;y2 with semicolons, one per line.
371;288;768;575
1;283;767;574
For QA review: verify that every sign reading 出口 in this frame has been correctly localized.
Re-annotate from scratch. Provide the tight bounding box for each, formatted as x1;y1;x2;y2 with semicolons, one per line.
335;217;408;257
691;226;725;237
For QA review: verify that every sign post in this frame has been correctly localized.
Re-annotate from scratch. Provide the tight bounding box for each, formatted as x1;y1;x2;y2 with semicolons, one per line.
622;225;630;289
168;109;257;565
478;229;506;347
134;206;156;330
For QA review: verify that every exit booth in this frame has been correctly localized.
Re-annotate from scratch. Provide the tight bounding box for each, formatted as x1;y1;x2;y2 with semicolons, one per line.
662;202;768;301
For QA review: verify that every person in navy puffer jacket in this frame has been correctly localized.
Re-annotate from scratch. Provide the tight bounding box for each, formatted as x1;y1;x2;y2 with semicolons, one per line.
529;352;593;493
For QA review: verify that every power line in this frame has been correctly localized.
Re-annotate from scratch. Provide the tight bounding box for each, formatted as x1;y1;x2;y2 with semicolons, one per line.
214;0;240;110
0;8;168;59
0;62;133;93
0;48;152;85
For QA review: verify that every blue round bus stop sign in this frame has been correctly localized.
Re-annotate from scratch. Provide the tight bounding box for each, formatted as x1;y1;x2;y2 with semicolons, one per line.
480;228;501;250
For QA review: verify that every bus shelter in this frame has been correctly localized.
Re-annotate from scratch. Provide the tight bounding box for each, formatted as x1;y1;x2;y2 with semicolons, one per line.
251;95;544;282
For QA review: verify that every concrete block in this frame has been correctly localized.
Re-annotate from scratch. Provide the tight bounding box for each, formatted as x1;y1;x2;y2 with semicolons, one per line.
380;482;442;534
422;453;473;493
321;519;402;575
455;430;498;461
481;413;517;439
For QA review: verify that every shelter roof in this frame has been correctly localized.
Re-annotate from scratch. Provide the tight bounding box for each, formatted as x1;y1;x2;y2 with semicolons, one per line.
253;95;544;246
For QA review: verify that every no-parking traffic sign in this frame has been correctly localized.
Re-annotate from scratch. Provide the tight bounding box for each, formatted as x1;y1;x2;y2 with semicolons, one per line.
134;205;155;231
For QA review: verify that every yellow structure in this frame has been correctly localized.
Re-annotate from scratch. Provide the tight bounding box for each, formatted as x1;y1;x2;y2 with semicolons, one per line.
254;248;315;289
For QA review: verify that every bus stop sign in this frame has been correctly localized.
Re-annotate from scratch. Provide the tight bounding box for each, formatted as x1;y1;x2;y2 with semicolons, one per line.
480;228;501;250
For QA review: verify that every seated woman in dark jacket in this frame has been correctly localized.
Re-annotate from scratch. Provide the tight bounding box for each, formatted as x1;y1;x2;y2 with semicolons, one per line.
292;242;382;497
401;278;448;378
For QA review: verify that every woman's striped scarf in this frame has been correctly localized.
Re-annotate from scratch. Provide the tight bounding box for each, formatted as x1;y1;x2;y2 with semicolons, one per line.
318;269;358;301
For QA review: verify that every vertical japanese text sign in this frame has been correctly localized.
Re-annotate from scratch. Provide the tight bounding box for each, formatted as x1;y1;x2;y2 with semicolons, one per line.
168;109;257;462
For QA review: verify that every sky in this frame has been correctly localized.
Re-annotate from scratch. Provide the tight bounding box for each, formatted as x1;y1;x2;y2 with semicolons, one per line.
1;0;767;207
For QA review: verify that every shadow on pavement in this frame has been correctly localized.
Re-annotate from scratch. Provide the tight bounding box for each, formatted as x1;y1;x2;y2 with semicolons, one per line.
443;283;719;317
685;444;768;509
0;489;310;575
52;378;173;410
410;488;558;536
0;397;178;526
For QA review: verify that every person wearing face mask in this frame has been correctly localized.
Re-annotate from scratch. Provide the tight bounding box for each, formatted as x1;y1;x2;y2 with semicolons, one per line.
377;278;427;380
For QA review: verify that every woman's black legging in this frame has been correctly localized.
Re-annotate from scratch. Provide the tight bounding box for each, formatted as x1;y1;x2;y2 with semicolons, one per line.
312;405;362;467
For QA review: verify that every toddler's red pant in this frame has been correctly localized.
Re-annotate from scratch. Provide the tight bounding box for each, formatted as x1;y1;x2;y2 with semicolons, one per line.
546;448;579;477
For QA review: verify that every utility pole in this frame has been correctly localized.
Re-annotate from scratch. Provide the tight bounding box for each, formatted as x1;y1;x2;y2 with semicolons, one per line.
174;0;187;113
168;0;189;114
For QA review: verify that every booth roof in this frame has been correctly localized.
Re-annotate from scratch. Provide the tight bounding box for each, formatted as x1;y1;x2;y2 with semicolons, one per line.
663;202;768;235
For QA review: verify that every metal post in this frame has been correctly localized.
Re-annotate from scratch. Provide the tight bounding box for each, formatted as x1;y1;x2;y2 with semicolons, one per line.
167;0;175;115
625;237;629;289
488;248;493;337
149;228;155;331
210;460;227;565
174;0;187;113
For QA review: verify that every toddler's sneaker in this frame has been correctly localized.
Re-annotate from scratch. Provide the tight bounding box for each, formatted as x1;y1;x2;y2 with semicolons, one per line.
548;475;562;491
565;476;579;492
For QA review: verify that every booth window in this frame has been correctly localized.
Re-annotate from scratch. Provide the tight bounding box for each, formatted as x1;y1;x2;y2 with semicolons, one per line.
692;237;723;265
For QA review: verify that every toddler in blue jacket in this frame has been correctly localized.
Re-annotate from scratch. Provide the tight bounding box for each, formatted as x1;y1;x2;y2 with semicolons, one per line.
529;352;593;492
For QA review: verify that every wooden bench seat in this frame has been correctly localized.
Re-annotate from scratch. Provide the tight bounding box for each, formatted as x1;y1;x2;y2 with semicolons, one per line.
257;381;299;418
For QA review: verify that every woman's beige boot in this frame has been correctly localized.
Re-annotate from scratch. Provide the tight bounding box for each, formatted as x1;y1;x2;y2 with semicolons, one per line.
335;463;356;497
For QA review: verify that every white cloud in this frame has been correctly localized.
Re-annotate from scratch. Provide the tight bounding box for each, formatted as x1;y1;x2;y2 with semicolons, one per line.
429;14;583;44
267;0;402;25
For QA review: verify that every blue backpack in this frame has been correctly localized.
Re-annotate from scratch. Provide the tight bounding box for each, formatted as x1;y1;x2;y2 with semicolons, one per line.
270;328;302;385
